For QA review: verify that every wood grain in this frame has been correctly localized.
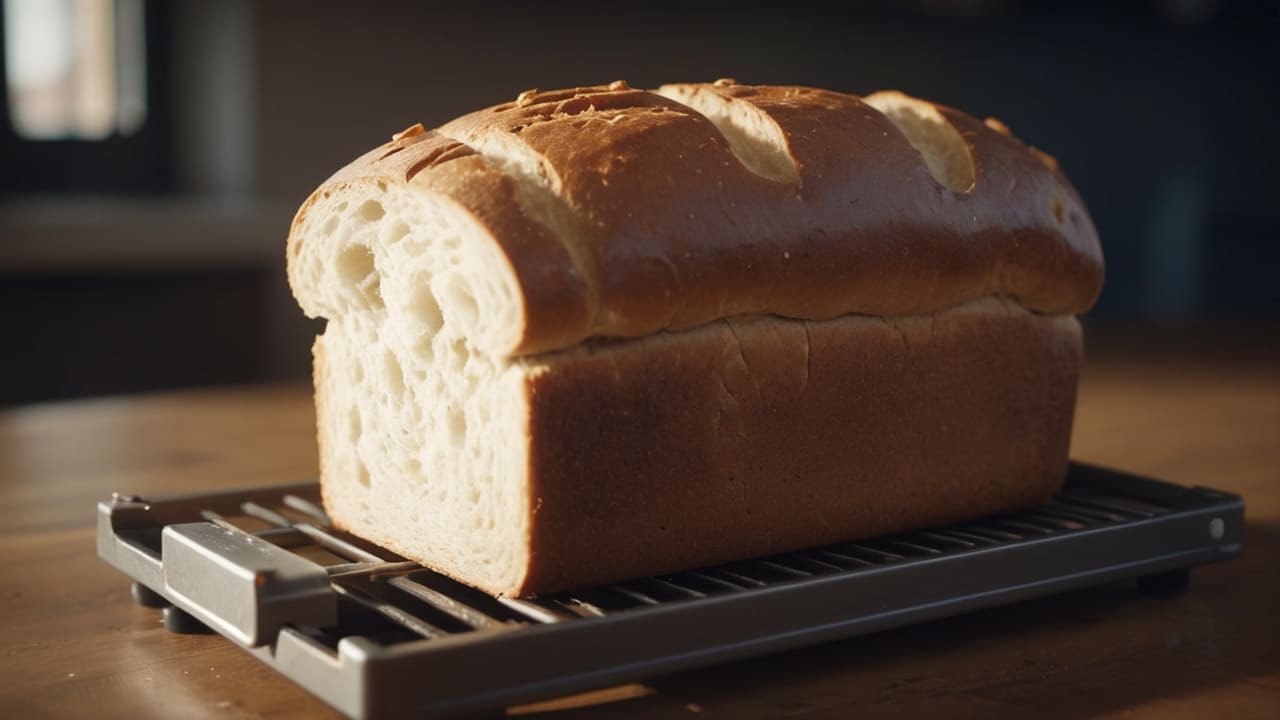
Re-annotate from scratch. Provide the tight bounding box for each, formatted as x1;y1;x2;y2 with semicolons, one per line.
1;336;1276;719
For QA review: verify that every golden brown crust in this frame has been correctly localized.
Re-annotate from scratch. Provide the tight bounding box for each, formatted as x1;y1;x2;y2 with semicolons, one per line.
517;300;1081;595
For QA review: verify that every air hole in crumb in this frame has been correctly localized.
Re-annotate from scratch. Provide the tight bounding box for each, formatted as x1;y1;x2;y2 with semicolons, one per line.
381;220;411;245
357;199;386;222
383;350;405;396
355;462;371;488
1051;198;1066;224
413;335;433;360
447;407;466;447
337;245;375;286
336;245;383;310
348;410;361;440
447;338;467;374
435;273;480;333
409;285;444;334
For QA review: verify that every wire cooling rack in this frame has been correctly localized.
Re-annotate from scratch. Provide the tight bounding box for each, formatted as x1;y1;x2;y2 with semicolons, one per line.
98;462;1243;719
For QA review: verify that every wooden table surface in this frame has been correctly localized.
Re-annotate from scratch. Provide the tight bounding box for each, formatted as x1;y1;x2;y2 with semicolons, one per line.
2;332;1277;719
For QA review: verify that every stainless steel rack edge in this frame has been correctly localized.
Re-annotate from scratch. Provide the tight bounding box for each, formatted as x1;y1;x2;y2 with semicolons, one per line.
97;463;1244;719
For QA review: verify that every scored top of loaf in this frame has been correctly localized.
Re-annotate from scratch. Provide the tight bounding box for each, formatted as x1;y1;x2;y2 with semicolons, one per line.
287;80;1103;357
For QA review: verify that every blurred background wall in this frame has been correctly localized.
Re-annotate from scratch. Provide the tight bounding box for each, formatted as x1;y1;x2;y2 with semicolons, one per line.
1;0;1277;405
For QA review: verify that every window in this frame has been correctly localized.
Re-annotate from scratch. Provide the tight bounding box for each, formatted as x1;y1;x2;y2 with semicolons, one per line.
0;0;170;194
5;0;146;139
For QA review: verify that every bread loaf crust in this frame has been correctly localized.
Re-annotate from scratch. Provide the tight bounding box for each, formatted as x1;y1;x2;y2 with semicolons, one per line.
290;82;1100;597
291;82;1102;357
517;299;1081;594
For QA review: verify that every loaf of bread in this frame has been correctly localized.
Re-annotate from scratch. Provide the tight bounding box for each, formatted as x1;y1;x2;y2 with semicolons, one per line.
286;80;1103;596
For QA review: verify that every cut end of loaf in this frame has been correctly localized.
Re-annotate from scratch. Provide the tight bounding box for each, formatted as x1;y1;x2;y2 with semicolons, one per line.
313;318;535;596
295;179;537;595
288;176;527;358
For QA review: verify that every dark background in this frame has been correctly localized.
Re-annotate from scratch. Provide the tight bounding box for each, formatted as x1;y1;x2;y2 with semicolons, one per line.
2;0;1277;406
